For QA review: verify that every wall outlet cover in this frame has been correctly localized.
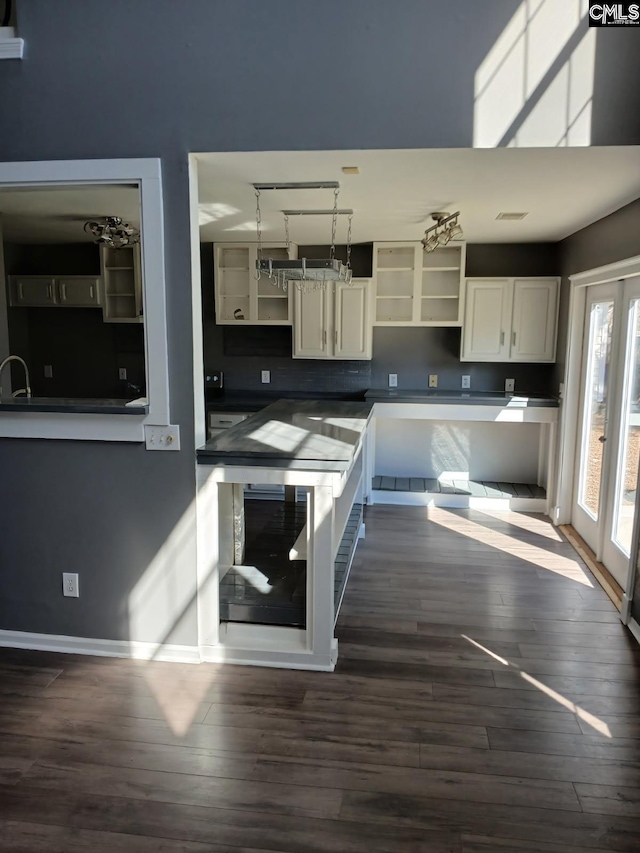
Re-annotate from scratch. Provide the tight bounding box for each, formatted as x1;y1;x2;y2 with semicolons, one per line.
461;375;471;389
62;572;79;598
44;365;53;379
261;370;271;384
388;373;398;387
144;424;181;451
429;374;438;388
505;378;515;394
118;367;127;381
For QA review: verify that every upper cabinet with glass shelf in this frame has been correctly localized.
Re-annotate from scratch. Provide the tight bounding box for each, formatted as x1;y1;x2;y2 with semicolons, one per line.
372;241;465;326
213;242;297;325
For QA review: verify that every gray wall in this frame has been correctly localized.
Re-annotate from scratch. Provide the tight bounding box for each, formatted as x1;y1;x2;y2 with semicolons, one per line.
0;1;638;646
203;242;560;397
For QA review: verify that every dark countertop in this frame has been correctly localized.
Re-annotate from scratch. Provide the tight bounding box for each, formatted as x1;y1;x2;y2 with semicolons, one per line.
197;399;373;468
365;389;559;407
206;390;364;413
0;397;149;415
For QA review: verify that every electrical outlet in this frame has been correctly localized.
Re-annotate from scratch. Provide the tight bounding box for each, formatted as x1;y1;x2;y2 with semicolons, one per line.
144;424;181;451
44;365;53;379
62;572;79;598
461;375;471;389
429;374;438;388
388;373;398;388
505;378;515;394
261;370;271;384
118;367;127;381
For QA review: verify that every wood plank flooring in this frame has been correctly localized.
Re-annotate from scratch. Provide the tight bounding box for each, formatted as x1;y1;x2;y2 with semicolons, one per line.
1;505;640;852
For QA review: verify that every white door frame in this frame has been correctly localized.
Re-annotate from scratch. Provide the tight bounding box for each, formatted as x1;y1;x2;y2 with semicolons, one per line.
555;254;640;621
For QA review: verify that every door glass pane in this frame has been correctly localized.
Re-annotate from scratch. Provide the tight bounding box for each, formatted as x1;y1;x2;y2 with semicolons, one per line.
613;299;640;554
578;300;614;519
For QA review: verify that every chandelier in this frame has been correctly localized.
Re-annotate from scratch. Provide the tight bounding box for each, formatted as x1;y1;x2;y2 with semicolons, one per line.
421;211;463;253
84;216;140;249
254;182;354;292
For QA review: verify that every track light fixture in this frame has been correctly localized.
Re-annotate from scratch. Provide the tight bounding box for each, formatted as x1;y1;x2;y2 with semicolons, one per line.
421;211;463;253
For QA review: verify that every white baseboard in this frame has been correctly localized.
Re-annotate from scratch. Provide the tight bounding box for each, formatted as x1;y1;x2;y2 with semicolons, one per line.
629;618;640;647
0;629;201;664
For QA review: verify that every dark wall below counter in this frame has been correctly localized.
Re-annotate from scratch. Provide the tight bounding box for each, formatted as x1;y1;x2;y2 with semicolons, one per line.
3;243;146;398
201;242;559;397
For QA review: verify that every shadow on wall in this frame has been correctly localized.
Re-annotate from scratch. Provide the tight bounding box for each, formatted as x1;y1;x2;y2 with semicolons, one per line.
473;0;640;148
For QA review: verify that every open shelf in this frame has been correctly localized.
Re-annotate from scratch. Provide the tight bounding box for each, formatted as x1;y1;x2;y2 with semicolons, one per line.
370;475;546;509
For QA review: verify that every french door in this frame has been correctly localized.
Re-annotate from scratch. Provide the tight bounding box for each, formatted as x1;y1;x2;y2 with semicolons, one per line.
573;278;640;591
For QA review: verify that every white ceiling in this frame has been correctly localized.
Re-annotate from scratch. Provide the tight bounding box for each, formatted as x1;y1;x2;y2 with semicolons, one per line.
195;148;640;245
0;185;140;243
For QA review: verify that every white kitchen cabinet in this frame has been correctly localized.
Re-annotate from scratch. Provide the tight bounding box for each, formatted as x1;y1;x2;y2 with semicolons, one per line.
510;278;558;362
9;276;57;306
100;244;143;323
373;241;465;327
293;278;372;360
58;277;101;307
461;277;559;363
214;242;297;325
9;275;101;308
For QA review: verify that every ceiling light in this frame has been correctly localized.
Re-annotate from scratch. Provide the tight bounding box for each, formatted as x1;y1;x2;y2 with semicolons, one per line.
341;166;360;175
421;211;463;253
84;216;140;249
496;212;528;220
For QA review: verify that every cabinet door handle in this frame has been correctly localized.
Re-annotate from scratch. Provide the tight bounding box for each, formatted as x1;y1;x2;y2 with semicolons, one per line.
49;283;55;301
500;331;505;346
60;283;67;301
90;285;95;299
512;331;516;346
335;329;338;346
323;329;327;346
18;283;24;301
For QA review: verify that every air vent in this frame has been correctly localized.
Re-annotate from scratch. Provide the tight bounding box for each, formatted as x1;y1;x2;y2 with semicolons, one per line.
496;212;528;221
341;166;360;175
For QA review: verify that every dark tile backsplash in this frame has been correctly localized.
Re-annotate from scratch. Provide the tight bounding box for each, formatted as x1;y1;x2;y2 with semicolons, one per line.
201;242;560;398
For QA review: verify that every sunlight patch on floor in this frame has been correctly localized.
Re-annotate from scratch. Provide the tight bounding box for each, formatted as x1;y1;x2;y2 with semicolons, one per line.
473;508;563;542
427;508;593;587
462;634;612;738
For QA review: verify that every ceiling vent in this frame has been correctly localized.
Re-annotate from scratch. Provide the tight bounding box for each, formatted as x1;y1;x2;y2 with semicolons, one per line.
496;212;528;220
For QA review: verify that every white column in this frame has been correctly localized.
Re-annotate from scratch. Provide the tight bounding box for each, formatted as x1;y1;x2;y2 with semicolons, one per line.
307;484;336;669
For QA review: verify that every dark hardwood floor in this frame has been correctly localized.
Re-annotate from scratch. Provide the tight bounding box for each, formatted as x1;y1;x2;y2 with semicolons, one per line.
1;506;640;852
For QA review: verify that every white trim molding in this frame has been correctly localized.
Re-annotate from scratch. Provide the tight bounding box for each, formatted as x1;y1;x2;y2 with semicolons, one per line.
0;158;171;442
629;617;640;648
0;27;24;60
569;255;640;287
0;629;201;664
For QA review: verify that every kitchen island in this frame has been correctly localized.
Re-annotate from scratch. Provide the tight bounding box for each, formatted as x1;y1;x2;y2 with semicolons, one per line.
196;400;372;670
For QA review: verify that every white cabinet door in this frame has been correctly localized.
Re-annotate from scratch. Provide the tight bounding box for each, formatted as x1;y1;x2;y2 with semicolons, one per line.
461;279;511;361
58;277;101;307
334;279;372;360
10;277;56;306
293;286;331;358
510;278;558;362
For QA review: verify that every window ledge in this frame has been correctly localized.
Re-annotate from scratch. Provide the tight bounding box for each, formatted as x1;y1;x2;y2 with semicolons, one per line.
0;27;24;60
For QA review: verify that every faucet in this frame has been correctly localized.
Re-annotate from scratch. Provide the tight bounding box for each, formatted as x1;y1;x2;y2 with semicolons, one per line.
0;355;32;399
